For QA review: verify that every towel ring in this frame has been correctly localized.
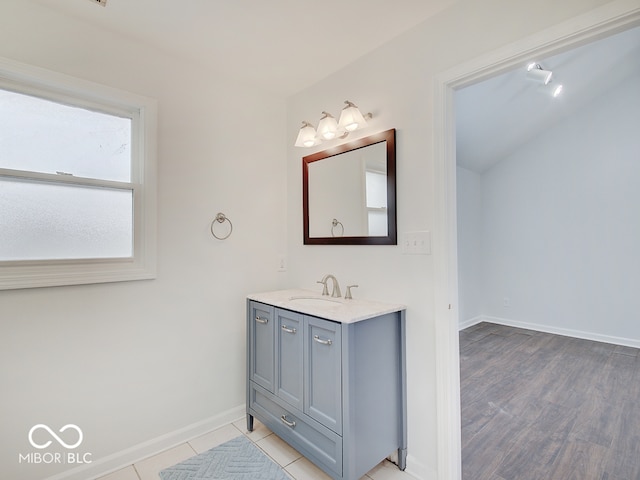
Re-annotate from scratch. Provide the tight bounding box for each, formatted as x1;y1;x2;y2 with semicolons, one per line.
211;212;233;240
331;218;344;237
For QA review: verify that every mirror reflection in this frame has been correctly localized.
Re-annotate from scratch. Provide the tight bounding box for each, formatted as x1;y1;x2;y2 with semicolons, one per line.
303;129;396;245
308;142;387;237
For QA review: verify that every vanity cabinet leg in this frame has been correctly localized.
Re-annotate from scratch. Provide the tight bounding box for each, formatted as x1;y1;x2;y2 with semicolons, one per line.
398;448;407;471
247;413;254;432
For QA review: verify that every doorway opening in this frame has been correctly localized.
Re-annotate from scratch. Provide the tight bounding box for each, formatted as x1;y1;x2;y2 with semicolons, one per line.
433;4;640;479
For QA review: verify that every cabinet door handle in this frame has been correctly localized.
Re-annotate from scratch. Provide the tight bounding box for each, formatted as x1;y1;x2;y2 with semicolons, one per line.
313;335;332;346
280;415;296;428
255;316;269;324
281;325;297;334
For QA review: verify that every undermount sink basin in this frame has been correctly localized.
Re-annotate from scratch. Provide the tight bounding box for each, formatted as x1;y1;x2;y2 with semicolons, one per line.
288;296;343;308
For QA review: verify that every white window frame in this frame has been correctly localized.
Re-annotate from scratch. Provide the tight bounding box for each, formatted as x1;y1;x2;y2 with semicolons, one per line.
0;57;157;290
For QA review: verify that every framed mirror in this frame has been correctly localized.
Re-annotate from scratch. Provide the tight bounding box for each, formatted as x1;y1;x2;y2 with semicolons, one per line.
303;128;396;245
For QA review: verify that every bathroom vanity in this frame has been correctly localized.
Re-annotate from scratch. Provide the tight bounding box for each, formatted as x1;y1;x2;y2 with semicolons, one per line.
246;289;407;480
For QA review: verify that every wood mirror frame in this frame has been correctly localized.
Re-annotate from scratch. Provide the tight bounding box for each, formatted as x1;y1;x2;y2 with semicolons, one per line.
303;128;396;245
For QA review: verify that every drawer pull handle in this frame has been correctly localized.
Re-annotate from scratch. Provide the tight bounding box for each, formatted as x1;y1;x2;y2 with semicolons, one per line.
313;335;332;346
281;325;297;334
280;415;296;428
255;316;269;324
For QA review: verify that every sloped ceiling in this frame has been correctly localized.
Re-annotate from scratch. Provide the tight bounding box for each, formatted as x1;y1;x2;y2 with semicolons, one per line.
456;26;640;173
28;0;457;96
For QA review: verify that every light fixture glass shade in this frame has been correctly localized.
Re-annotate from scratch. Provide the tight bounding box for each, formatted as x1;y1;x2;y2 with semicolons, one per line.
294;121;318;147
317;111;339;140
338;101;367;132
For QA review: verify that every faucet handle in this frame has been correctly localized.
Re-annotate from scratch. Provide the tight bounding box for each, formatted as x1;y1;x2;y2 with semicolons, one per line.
345;284;359;300
316;279;329;296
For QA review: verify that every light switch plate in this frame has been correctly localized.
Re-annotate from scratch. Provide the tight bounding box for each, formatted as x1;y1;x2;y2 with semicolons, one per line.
402;231;431;255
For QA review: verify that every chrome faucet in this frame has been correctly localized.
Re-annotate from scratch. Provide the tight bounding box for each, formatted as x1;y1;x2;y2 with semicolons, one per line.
317;274;341;298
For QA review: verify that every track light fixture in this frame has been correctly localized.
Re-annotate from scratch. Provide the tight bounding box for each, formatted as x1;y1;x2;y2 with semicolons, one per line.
526;62;553;85
526;62;564;98
295;100;372;147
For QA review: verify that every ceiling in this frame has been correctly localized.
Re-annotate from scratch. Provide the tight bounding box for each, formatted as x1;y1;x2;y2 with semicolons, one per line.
21;1;639;160
456;25;640;173
29;0;456;96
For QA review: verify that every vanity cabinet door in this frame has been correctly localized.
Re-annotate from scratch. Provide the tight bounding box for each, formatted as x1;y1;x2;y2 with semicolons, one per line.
305;316;342;434
276;309;304;410
249;301;275;393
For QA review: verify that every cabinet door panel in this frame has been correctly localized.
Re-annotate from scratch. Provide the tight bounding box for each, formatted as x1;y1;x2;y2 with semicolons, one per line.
249;302;275;392
305;316;342;433
276;309;304;410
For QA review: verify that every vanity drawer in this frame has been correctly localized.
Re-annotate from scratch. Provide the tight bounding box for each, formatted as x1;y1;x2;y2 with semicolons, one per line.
250;384;342;477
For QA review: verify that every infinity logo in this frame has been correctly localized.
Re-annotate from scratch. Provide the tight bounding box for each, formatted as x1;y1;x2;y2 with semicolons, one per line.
28;424;83;450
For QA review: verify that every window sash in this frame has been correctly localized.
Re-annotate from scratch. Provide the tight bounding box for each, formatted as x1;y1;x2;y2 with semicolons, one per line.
0;174;136;263
0;86;133;182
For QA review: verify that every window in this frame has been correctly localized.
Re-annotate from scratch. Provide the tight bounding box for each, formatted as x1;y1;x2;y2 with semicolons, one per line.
365;169;387;236
0;58;157;289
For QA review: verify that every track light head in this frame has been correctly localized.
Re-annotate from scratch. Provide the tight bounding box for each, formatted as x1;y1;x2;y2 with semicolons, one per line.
526;63;553;85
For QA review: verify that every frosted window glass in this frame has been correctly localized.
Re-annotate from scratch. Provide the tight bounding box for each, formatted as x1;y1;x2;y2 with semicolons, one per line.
365;171;387;208
0;89;131;182
368;210;388;236
0;178;133;261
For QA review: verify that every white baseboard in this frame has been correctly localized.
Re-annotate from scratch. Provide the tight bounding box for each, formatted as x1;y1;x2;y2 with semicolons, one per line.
458;316;484;331
45;404;246;480
405;453;437;480
466;315;640;349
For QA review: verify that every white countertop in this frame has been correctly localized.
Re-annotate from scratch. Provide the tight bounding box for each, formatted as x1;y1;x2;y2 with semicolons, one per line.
247;289;405;323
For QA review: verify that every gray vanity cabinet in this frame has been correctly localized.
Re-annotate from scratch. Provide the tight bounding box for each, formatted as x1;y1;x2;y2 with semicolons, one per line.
246;297;407;480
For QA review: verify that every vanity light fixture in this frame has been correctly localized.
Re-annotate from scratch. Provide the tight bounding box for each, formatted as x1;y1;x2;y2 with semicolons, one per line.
295;121;320;148
317;112;339;140
339;100;370;132
526;62;553;85
295;100;372;147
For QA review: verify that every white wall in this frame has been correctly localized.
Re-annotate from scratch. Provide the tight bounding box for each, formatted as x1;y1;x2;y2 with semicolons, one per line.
285;1;620;478
475;73;640;343
456;167;484;325
0;1;286;479
0;0;626;479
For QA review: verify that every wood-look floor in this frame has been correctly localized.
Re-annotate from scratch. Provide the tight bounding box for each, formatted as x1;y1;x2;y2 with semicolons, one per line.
460;322;640;480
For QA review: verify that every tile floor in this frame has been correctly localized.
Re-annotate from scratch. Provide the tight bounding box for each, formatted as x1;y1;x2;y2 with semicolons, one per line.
96;418;414;480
